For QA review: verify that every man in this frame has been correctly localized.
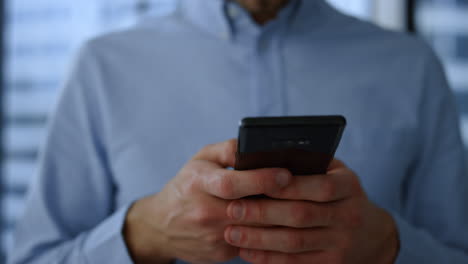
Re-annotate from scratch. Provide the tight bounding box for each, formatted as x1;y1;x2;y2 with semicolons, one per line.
9;0;468;263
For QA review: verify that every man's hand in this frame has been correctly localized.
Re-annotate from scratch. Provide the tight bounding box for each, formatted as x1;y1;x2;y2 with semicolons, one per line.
224;159;400;264
123;139;292;264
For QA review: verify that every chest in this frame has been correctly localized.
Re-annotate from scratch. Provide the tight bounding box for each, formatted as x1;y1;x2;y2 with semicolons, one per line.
102;39;418;213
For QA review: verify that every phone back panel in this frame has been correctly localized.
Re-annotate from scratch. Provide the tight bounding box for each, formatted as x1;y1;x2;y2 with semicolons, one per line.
235;116;346;175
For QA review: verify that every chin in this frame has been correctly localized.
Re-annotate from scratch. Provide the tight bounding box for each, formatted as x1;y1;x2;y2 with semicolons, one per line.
239;0;285;13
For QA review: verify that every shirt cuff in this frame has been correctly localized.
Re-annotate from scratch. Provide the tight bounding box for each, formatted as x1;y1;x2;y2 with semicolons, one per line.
389;211;446;264
82;204;135;264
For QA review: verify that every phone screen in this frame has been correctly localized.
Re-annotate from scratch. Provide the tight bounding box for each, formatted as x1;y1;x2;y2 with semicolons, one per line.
235;116;346;175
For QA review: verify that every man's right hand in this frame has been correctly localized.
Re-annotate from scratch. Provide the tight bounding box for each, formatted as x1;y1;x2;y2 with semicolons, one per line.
123;139;292;264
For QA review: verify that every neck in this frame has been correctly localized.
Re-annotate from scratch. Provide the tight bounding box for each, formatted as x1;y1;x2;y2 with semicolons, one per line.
234;0;291;25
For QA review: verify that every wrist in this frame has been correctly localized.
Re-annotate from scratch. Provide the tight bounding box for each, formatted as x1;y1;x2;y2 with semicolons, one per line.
123;197;173;264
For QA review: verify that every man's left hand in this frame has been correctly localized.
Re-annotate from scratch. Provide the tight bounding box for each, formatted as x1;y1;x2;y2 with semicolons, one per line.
224;159;399;264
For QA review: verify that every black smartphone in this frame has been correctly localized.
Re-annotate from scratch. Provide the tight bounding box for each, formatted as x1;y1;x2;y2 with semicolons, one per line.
235;115;346;175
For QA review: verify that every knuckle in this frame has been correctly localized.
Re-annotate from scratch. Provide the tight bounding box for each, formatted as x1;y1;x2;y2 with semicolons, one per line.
285;232;305;252
196;144;214;159
252;174;268;194
204;233;223;244
219;147;234;167
183;162;206;193
204;143;216;152
185;160;205;177
224;140;237;157
320;179;337;201
191;206;214;226
216;171;235;198
254;201;267;223
180;176;197;195
290;203;311;227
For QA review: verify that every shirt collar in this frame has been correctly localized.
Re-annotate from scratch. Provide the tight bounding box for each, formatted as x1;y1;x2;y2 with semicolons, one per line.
180;0;230;40
179;0;332;40
226;0;300;38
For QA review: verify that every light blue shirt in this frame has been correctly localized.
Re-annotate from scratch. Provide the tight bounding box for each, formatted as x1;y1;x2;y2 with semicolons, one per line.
9;0;468;263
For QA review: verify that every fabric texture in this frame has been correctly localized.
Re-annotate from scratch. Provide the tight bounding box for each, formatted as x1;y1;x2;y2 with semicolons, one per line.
9;0;468;263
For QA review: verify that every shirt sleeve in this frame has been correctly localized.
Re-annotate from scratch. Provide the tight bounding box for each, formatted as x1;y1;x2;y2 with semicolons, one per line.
391;46;468;263
8;42;134;264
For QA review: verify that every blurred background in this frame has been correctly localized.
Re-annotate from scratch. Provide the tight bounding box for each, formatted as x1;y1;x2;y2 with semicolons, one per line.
0;0;466;262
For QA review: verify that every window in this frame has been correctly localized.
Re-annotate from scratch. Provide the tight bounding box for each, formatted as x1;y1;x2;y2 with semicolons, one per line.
415;0;468;149
327;0;373;20
0;0;177;259
0;0;373;260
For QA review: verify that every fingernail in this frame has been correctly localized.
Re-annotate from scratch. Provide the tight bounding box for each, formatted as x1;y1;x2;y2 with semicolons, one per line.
231;201;244;220
229;227;241;244
276;171;291;187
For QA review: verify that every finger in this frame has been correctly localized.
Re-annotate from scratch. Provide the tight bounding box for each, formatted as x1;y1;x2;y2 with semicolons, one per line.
225;226;334;253
328;158;346;171
202;167;292;199
192;139;237;168
268;168;361;202
227;199;336;228
186;195;233;227
239;249;329;264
